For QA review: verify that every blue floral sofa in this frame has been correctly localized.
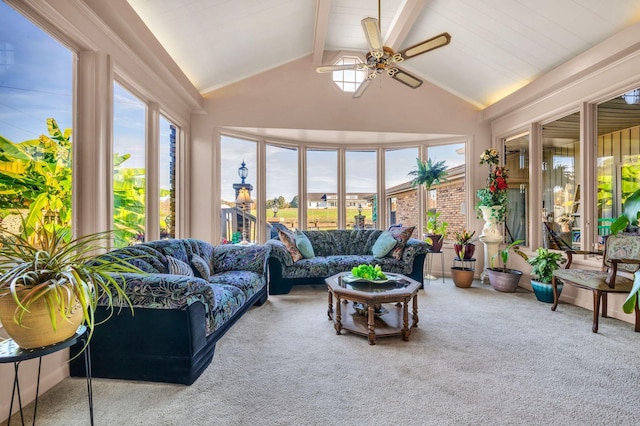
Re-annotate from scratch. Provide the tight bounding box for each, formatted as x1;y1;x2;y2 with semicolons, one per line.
266;229;430;295
70;239;271;385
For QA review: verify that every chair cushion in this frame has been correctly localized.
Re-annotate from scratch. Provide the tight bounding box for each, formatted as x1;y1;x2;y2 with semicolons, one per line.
554;269;634;292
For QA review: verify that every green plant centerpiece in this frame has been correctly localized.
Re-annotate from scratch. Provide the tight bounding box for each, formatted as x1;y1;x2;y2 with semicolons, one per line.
527;247;567;303
0;221;143;349
350;264;387;281
487;240;528;292
408;158;448;251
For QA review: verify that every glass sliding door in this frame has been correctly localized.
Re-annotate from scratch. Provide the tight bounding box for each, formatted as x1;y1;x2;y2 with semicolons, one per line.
504;134;530;246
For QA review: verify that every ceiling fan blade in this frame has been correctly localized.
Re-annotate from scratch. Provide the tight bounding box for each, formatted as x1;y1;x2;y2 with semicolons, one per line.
316;64;363;73
353;78;373;99
398;32;451;60
387;67;423;89
361;17;384;58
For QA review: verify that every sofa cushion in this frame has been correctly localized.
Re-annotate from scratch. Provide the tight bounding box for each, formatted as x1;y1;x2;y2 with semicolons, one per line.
387;226;415;260
295;230;315;258
209;270;264;299
167;256;194;276
372;231;397;258
277;228;303;262
191;254;211;279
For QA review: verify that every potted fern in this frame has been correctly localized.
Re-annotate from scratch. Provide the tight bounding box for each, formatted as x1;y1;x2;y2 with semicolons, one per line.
409;158;448;251
0;221;143;349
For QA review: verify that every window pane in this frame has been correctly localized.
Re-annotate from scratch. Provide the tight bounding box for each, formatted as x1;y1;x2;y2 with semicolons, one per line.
505;135;531;247
0;3;73;232
220;135;256;242
307;149;337;230
113;82;146;247
427;143;466;239
385;148;419;230
159;116;176;239
597;91;640;247
346;150;376;229
266;144;297;234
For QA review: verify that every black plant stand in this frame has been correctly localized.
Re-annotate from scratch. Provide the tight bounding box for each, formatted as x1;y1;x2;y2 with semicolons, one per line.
0;326;93;426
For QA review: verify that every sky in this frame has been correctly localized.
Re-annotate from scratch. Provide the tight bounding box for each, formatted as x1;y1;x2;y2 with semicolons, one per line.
0;2;172;189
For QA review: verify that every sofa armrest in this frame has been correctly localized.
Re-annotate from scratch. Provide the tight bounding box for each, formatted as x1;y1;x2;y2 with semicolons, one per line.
265;240;294;267
402;238;431;264
100;273;215;311
213;244;272;275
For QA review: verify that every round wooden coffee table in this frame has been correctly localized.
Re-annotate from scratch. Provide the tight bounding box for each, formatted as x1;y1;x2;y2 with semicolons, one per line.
325;272;421;345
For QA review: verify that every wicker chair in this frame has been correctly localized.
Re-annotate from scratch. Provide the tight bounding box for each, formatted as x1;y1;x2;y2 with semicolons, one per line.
551;234;640;333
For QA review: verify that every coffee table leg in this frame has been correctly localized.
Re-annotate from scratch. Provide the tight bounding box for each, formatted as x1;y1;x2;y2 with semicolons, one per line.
327;290;333;320
367;304;376;345
402;300;410;341
412;294;419;328
334;295;342;334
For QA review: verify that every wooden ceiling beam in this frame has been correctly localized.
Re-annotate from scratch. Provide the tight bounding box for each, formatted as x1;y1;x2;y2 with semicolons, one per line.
385;0;428;52
312;0;332;65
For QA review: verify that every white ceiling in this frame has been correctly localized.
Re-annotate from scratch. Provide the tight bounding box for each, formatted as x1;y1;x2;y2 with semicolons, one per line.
127;0;640;109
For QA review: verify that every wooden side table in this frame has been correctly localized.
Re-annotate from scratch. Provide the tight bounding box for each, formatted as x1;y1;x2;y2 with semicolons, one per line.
0;326;93;426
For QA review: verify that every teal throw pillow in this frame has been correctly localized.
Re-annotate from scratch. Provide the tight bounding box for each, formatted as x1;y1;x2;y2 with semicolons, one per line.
372;231;397;258
191;254;211;279
295;230;315;259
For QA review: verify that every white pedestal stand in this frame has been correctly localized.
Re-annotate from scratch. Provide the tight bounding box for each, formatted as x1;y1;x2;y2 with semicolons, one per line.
478;206;503;283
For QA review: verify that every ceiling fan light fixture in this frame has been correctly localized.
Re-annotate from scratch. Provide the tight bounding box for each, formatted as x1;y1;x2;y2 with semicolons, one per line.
621;88;640;105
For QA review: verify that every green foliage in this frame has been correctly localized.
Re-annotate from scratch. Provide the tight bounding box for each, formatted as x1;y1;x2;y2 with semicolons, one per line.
527;248;566;284
0;118;72;233
610;188;640;235
0;219;143;346
491;240;528;270
113;153;146;247
453;229;476;245
351;264;387;280
289;195;299;208
408;157;448;191
426;210;448;237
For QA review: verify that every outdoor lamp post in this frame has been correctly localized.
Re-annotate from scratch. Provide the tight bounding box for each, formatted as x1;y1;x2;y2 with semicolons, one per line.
357;203;363;216
235;188;254;242
238;160;248;184
272;199;279;217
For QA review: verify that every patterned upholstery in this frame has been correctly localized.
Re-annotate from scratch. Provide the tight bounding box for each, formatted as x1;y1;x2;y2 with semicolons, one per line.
552;234;640;333
265;229;430;294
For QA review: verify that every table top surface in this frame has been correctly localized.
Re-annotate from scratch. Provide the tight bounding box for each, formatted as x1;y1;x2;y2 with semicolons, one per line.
0;325;87;363
325;272;421;300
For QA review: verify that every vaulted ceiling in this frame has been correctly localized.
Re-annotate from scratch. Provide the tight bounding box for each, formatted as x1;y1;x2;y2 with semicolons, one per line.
127;0;640;109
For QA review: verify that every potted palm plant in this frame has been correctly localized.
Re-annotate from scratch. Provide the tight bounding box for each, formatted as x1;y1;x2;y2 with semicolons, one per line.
0;221;143;349
409;158;448;251
487;240;528;292
527;247;566;303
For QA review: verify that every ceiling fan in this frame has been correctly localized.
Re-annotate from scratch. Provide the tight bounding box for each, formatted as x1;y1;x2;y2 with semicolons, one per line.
316;1;451;98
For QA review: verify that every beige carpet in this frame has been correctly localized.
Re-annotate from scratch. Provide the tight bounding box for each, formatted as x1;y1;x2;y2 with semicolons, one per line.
5;280;640;426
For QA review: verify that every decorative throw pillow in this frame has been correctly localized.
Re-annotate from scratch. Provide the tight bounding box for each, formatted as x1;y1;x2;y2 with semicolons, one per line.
372;231;398;258
166;256;194;276
191;254;211;279
387;226;415;260
277;227;303;262
295;230;315;259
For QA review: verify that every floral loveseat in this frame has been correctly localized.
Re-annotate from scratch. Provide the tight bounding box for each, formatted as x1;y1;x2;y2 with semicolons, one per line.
70;239;271;385
266;229;430;295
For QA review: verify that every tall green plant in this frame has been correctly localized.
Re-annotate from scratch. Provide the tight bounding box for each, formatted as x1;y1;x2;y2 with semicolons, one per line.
0;118;72;237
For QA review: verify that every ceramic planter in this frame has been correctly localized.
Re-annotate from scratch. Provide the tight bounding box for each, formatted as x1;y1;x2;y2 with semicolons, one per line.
486;268;523;292
426;234;444;252
453;243;475;260
451;267;474;288
530;279;563;303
